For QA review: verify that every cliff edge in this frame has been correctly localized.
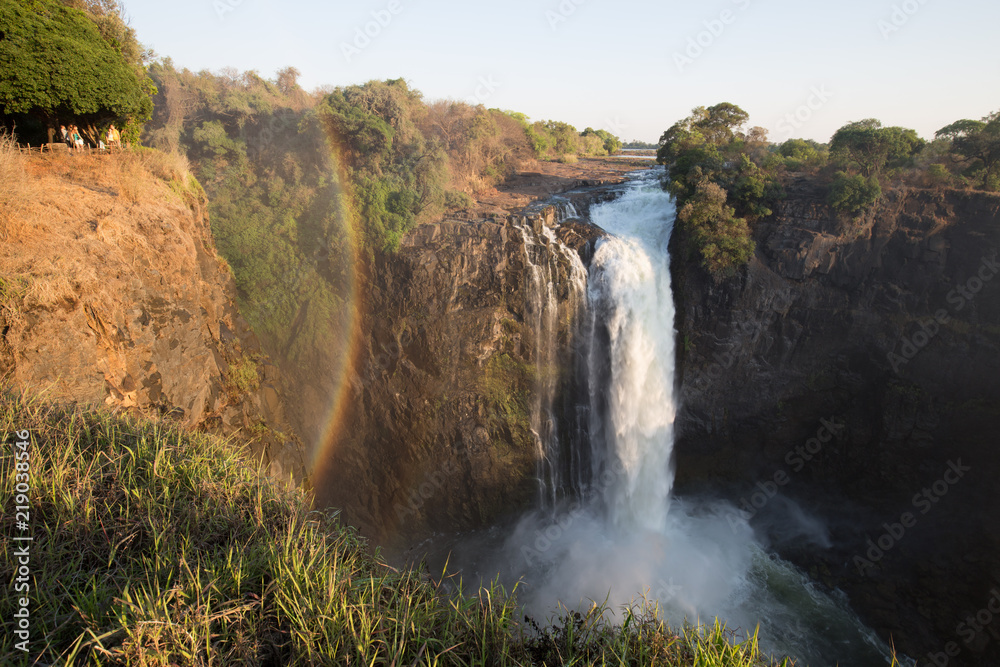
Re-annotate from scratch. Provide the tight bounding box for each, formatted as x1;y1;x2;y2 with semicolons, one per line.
0;148;305;482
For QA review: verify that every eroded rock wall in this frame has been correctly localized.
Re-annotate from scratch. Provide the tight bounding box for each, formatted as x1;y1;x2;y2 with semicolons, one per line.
316;198;608;546
1;155;304;482
671;179;1000;663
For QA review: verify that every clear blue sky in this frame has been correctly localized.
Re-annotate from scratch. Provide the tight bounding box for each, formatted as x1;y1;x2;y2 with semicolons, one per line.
124;0;1000;144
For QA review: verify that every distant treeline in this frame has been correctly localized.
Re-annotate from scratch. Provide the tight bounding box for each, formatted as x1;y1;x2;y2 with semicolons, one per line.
141;62;624;397
656;102;1000;279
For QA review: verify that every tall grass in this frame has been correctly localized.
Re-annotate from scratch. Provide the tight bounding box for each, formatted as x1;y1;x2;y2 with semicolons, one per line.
0;131;28;238
0;389;793;666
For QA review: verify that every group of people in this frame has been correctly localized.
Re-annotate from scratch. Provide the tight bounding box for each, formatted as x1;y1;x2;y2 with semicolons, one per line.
59;123;122;151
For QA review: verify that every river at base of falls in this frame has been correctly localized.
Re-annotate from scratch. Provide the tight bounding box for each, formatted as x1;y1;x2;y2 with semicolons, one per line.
418;170;908;667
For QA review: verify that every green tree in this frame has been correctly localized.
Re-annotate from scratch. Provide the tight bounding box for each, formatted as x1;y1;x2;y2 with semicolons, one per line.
678;179;755;279
656;103;750;166
937;111;1000;190
828;171;882;215
582;127;622;155
0;0;153;143
775;138;828;170
656;103;780;278
317;79;448;253
829;119;924;178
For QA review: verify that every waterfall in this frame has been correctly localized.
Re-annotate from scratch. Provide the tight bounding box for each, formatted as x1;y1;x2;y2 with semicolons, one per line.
586;182;677;532
496;169;903;667
518;220;589;510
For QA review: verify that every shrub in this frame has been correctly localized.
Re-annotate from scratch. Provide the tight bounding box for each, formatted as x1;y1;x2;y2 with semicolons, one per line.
444;189;474;210
828;171;882;215
678;179;755;279
924;163;953;188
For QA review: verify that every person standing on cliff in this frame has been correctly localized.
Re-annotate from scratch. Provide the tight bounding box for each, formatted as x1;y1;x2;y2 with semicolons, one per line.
107;124;121;150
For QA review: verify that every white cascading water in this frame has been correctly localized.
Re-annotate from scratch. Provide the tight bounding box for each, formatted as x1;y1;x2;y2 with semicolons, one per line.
518;221;589;510
496;170;904;667
586;183;677;533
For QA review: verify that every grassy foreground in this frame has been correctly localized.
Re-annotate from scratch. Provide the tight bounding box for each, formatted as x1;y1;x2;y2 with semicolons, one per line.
0;389;792;666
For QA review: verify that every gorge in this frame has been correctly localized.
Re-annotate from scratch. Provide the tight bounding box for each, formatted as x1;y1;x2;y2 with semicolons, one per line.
324;167;1000;665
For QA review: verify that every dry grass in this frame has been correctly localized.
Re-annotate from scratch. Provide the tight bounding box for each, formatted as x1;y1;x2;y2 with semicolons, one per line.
0;131;29;239
0;145;204;322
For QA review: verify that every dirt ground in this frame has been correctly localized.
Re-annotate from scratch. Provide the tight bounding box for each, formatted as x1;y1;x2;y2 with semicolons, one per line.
467;155;657;217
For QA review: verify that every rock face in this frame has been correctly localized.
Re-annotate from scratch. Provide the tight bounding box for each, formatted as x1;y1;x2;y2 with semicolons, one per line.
671;177;1000;663
316;194;610;546
0;154;304;482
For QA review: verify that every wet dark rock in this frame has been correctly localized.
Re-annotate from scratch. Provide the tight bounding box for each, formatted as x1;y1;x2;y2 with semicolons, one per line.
671;181;1000;663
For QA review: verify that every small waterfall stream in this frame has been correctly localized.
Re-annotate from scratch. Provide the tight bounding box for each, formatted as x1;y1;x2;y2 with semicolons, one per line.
518;220;589;511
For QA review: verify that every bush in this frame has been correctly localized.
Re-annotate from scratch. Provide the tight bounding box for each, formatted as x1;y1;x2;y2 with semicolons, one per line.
828;171;882;215
924;163;953;188
444;189;474;210
678;179;755;279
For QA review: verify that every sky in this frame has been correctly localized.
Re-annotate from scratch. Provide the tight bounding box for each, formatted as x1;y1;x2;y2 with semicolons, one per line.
124;0;1000;144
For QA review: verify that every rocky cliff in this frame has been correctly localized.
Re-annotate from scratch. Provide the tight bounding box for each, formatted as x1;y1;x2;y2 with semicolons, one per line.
314;188;618;546
671;177;1000;664
0;151;304;482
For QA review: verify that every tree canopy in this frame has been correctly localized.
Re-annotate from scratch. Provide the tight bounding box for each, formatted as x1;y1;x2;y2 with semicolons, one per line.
656;103;782;279
829;119;924;178
936;111;1000;189
0;0;153;142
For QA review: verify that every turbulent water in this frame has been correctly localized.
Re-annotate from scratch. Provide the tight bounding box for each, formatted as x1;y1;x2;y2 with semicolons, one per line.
484;170;902;666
